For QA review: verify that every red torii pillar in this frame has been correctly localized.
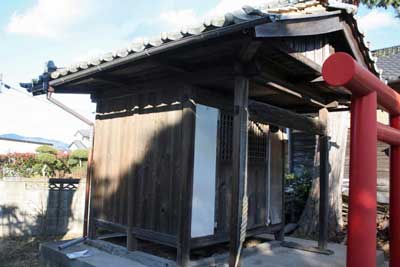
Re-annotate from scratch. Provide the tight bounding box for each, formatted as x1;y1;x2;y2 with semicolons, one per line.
323;52;400;267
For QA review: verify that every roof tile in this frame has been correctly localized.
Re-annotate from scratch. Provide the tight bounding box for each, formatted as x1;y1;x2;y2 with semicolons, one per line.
374;45;400;82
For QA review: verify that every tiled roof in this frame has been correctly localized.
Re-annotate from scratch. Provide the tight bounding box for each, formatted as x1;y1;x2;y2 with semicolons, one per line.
48;0;359;81
25;0;382;91
373;45;400;82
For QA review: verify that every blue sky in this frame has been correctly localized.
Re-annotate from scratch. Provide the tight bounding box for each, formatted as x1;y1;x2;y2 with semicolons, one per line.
0;0;399;143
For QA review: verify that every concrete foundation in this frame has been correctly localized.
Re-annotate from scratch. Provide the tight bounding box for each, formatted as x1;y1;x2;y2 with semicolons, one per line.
39;235;386;267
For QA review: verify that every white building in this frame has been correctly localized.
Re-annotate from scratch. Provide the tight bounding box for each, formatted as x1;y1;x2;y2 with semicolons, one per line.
69;129;92;151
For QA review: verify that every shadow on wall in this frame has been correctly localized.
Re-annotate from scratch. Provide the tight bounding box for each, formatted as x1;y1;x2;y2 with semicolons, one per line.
90;90;272;247
0;178;85;238
91;100;186;237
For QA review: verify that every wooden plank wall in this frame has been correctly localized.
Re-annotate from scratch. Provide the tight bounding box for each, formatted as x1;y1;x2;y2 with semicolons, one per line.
91;85;285;240
284;35;331;66
91;87;184;236
291;130;317;176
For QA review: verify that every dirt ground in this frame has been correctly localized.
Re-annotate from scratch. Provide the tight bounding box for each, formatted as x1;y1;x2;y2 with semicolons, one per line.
0;232;389;267
0;237;41;267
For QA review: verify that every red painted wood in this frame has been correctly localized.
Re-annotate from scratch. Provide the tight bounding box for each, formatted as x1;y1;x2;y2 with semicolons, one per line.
390;116;400;267
377;122;400;146
323;52;400;116
347;93;377;267
323;52;400;267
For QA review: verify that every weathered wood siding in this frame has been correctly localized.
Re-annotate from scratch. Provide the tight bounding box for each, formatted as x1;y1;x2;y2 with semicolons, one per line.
90;86;284;239
92;87;185;236
284;35;332;66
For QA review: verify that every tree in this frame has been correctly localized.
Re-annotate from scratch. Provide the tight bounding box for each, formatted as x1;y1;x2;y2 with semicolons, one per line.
296;112;348;240
68;149;88;167
35;145;58;177
34;145;70;178
345;0;400;8
36;145;58;155
359;0;400;9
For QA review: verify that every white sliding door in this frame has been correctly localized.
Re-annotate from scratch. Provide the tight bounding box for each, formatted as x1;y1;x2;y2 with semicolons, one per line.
191;105;218;238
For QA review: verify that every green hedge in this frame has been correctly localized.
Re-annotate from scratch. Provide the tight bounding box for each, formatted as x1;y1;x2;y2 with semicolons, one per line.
0;146;89;178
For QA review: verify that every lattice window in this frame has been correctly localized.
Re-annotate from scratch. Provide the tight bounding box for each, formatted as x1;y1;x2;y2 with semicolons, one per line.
248;121;268;161
219;113;233;161
218;113;268;162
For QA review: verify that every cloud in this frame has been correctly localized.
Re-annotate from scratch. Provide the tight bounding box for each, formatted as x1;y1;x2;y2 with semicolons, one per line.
158;0;268;31
357;10;399;32
159;9;200;29
5;0;91;38
207;0;266;17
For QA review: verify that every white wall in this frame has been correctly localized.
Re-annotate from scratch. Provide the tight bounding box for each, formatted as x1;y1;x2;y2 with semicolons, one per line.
0;177;85;237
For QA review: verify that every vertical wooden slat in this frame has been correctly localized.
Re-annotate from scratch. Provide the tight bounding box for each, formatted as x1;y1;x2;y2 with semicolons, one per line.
229;76;249;267
127;112;138;251
119;115;130;225
135;93;145;229
99;118;110;220
112;116;122;223
176;93;196;267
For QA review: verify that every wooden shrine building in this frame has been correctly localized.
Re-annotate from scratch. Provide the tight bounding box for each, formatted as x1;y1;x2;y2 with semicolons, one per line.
26;1;380;266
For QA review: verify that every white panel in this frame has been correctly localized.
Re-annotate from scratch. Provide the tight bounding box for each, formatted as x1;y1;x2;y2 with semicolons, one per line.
191;105;218;238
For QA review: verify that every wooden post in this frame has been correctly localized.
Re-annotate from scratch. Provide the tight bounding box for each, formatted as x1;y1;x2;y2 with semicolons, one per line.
229;76;249;267
318;108;329;250
176;96;196;267
87;126;97;240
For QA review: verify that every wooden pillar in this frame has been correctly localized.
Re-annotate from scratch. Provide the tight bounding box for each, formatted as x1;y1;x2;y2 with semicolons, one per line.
177;97;196;267
87;126;97;240
318;108;329;250
287;128;293;174
229;76;249;267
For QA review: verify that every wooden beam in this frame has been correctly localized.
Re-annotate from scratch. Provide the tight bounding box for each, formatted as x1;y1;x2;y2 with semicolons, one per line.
229;76;249;267
176;95;196;267
90;77;128;87
255;15;342;37
266;40;322;74
239;41;262;63
190;223;283;249
95;219;177;248
253;63;327;108
248;100;326;135
340;21;369;69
